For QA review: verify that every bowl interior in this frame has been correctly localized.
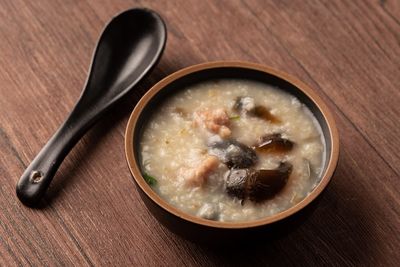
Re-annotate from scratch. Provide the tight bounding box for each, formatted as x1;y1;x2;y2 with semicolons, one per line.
127;63;338;228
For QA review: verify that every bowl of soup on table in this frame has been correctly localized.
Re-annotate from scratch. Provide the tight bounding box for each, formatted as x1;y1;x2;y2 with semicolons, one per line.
125;61;339;242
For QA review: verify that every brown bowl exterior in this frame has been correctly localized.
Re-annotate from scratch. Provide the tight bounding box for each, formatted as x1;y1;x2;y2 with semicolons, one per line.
125;61;339;243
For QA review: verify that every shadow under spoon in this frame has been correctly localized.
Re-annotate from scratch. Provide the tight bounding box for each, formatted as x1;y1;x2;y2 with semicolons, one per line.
16;8;167;207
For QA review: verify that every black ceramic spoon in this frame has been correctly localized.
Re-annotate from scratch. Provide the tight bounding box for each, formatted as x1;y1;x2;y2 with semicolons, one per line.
16;8;167;206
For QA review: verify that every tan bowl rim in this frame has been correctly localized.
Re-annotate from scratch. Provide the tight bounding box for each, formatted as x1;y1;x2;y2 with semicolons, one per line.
125;61;339;229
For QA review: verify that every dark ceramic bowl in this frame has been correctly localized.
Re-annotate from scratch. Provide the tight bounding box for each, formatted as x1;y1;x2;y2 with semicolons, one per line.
125;61;339;243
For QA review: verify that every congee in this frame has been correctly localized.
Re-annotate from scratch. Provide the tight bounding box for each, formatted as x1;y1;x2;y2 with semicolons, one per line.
140;79;325;222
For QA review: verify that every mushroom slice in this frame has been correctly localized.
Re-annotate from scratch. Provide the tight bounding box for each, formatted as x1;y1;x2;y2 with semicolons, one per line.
250;105;281;124
254;133;294;154
225;162;293;203
234;97;280;123
247;162;292;202
208;139;257;168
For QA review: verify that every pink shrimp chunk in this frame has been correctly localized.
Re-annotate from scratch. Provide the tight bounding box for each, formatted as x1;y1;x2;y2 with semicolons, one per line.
185;156;220;187
193;108;231;138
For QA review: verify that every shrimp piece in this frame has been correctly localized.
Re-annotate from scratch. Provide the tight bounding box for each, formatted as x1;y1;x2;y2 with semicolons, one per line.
185;156;220;187
193;108;231;138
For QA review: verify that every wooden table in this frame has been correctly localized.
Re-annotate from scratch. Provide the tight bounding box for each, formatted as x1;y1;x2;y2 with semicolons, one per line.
1;0;399;266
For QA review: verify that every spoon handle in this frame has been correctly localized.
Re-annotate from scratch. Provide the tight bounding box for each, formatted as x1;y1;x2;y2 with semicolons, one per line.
16;102;96;206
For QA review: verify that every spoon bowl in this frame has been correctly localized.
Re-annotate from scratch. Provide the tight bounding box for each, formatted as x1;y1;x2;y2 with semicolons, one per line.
16;8;166;206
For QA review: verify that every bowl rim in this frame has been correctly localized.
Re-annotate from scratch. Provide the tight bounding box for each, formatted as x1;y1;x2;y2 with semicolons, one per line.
125;61;339;229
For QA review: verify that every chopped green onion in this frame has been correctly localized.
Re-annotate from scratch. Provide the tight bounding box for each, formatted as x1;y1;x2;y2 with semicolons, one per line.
229;115;240;120
143;173;157;186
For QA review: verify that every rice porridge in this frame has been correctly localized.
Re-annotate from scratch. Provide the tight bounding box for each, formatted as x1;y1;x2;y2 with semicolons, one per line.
140;79;325;222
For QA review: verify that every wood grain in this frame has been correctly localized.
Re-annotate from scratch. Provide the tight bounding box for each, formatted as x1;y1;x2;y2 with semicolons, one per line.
0;0;399;266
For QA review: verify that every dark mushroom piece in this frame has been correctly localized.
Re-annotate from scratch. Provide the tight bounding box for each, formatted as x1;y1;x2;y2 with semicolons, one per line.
208;139;257;169
254;133;294;154
225;162;293;203
251;105;281;124
234;97;280;123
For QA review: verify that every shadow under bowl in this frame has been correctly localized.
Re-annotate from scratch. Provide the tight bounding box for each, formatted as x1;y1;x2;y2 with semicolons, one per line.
125;61;339;244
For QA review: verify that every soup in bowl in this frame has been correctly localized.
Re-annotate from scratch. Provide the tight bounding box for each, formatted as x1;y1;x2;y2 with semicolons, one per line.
125;62;339;242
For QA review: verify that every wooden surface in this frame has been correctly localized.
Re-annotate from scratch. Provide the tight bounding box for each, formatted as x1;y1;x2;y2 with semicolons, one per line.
0;0;399;266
